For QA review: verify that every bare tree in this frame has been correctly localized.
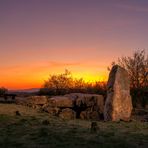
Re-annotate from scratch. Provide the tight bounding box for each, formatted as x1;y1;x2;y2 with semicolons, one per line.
43;69;73;94
110;50;148;89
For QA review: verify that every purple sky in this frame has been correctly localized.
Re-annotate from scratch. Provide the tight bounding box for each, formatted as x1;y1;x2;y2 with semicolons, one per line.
0;0;148;89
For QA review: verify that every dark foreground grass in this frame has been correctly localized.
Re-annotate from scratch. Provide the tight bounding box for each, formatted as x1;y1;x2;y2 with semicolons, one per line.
0;104;148;148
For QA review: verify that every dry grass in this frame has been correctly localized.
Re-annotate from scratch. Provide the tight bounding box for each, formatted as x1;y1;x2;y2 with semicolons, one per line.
0;103;148;148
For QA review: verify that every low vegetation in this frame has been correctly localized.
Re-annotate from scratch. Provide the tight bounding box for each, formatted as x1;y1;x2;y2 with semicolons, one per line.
0;87;8;96
39;69;106;96
0;104;148;148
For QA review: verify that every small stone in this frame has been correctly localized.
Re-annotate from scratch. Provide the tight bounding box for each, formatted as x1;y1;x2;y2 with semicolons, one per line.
42;120;50;125
90;122;98;133
15;111;21;116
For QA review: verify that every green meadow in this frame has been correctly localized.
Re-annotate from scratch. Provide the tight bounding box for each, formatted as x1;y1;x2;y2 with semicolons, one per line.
0;104;147;148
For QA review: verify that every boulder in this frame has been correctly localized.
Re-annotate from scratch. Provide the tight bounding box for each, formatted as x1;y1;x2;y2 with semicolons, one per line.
80;109;99;120
65;93;104;114
76;94;96;107
95;95;104;114
59;108;76;120
44;107;60;116
15;97;27;105
64;93;81;100
16;96;49;109
104;65;133;121
48;96;74;108
25;96;48;106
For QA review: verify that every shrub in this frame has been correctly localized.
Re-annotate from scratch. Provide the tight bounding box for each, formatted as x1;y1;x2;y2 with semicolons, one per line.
0;87;8;96
39;70;106;96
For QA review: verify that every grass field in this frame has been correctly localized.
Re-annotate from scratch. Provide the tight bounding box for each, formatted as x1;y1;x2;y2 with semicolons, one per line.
0;103;148;148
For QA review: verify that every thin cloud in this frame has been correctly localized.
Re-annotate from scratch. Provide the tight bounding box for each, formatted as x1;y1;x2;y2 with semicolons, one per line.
47;61;106;69
0;60;107;74
48;61;80;67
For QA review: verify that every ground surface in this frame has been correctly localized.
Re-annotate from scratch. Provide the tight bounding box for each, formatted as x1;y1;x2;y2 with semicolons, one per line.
0;103;148;148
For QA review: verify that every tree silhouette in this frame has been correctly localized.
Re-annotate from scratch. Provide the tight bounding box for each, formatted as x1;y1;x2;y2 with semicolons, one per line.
110;50;148;89
0;87;8;95
40;69;106;95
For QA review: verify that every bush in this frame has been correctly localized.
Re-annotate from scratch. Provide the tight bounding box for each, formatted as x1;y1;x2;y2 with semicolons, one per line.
109;50;148;89
131;87;148;108
0;87;8;96
39;70;107;96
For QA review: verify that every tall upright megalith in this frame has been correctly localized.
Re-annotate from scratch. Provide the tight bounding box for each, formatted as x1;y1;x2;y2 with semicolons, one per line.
104;65;133;121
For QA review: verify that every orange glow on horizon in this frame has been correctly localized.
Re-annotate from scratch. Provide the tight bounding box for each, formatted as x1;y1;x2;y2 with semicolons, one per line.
0;70;108;90
72;72;107;83
0;59;109;90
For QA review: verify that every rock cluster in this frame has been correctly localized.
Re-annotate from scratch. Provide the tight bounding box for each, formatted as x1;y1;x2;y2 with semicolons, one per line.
16;96;49;109
16;93;104;120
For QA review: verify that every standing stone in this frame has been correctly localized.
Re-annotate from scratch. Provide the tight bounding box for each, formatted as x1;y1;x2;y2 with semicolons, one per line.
104;65;133;121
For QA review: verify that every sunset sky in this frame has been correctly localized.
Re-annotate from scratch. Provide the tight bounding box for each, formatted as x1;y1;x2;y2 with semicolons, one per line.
0;0;148;89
